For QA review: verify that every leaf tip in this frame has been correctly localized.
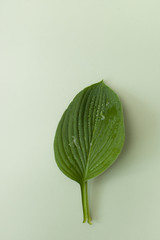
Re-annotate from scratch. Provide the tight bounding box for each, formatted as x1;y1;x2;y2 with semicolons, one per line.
99;79;106;86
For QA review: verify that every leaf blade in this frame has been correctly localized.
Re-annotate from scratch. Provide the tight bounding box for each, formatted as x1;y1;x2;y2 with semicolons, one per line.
54;81;125;182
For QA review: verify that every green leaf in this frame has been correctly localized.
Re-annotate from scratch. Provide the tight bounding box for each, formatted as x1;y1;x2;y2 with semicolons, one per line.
54;81;125;224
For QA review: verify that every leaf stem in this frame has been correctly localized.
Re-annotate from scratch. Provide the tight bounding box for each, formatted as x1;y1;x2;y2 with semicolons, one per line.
80;181;92;224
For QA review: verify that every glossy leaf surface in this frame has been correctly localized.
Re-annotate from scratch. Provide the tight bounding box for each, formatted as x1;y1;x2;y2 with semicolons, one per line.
54;81;125;224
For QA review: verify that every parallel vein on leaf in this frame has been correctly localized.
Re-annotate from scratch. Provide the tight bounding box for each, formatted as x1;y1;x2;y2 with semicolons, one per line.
72;92;87;172
78;89;91;165
56;116;81;182
88;94;96;143
89;110;115;168
67;109;84;177
61;109;83;179
83;88;95;163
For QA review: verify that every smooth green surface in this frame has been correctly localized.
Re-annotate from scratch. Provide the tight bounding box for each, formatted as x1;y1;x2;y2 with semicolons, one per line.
0;0;160;239
54;81;125;223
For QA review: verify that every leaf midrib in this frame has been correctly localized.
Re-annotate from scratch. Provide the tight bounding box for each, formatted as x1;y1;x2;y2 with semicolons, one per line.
83;84;104;180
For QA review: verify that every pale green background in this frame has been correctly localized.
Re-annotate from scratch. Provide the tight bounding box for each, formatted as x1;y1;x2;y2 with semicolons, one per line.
0;0;160;239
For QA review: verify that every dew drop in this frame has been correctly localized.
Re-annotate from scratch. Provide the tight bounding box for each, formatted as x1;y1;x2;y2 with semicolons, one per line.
101;115;105;120
106;101;109;106
72;135;77;145
100;111;105;120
